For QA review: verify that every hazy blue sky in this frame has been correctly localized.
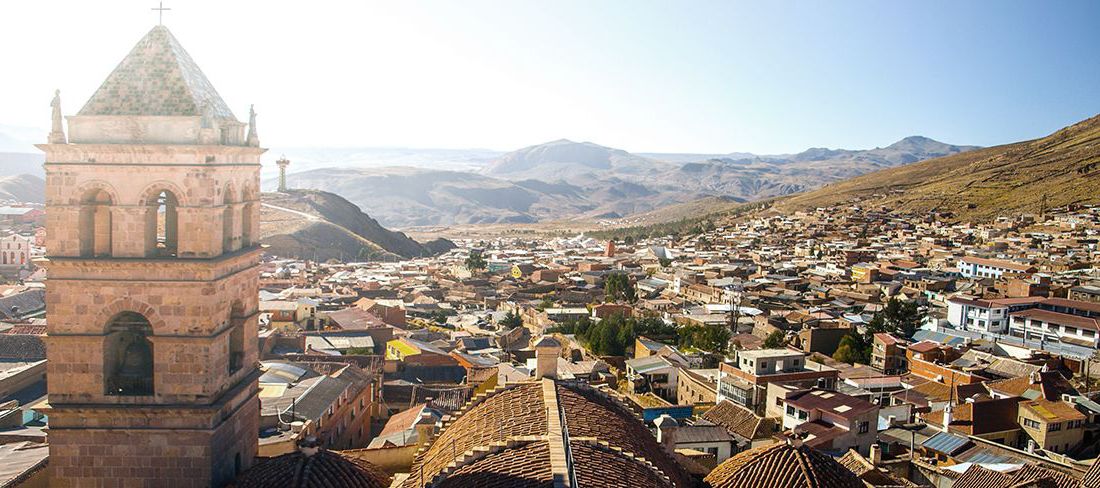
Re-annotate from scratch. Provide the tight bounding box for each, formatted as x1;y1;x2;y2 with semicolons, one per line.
2;0;1098;153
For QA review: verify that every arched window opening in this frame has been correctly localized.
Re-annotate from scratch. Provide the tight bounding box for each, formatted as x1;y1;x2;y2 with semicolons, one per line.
146;190;179;257
104;311;154;396
79;189;113;257
222;185;236;254
240;202;254;248
228;302;245;374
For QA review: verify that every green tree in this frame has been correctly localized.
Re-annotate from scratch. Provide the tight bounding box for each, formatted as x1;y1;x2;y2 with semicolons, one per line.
658;257;673;268
604;273;637;303
833;332;871;364
763;330;786;349
499;311;523;329
537;297;555;311
881;298;923;338
678;324;730;354
465;249;487;272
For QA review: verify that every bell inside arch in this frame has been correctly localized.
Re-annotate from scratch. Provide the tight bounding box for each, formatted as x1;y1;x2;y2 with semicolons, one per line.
105;312;155;396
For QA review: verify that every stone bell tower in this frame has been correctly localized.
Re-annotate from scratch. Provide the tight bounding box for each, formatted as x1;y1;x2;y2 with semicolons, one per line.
39;25;262;487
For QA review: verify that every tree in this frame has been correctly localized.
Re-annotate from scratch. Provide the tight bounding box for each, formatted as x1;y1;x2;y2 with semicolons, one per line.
880;298;923;338
551;314;678;357
833;332;871;365
763;330;786;349
537;297;555;311
658;257;673;268
465;250;487;272
499;311;523;329
604;273;637;303
678;323;730;354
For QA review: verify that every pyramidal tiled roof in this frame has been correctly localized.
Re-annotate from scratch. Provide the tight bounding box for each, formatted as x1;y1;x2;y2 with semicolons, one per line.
78;25;236;119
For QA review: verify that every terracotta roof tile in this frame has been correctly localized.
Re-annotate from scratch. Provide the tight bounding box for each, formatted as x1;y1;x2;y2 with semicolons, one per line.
704;441;864;488
434;440;553;488
702;400;776;442
952;465;1013;488
234;449;390;488
571;441;674;488
1082;459;1100;488
400;380;690;488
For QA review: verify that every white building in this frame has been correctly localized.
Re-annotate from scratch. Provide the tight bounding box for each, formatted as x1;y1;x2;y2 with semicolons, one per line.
0;234;32;269
957;256;1035;279
1008;298;1100;348
946;296;1042;334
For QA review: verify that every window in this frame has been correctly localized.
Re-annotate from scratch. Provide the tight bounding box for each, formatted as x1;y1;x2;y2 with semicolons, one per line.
786;405;796;417
228;302;245;373
104;311;154;396
798;410;808;420
1049;422;1061;432
146;189;179;257
858;421;870;434
222;185;237;254
776;397;784;406
760;361;768;370
1022;418;1040;429
79;188;114;257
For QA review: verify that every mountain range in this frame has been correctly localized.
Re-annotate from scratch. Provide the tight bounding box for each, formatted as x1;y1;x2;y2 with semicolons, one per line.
269;136;977;227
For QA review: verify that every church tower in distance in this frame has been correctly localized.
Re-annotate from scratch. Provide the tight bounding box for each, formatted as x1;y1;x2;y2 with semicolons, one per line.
38;25;262;487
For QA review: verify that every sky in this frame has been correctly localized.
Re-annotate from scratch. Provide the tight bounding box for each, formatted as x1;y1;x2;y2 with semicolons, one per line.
1;0;1098;154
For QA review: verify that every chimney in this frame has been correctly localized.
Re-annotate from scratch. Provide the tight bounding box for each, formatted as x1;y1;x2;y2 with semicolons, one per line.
869;444;882;465
1027;439;1036;454
534;336;560;380
942;404;953;433
414;411;436;447
654;414;677;445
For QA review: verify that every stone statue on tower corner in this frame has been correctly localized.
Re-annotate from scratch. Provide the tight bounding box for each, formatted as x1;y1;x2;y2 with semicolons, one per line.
49;89;67;144
246;104;260;147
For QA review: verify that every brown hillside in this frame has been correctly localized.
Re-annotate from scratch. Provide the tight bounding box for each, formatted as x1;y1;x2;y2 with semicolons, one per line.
778;114;1100;220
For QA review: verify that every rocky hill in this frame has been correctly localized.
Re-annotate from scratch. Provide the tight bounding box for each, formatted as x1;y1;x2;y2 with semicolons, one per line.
483;139;668;179
778;114;1100;220
0;174;44;203
260;189;454;261
0;153;45;178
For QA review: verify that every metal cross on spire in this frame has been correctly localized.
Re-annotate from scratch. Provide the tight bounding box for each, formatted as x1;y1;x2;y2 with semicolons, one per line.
152;1;171;25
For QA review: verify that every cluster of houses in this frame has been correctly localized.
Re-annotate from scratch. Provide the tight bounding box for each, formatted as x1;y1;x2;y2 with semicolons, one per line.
0;201;1099;486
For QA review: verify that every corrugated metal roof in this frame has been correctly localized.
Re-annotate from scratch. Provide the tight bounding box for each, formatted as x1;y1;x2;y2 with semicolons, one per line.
960;449;1014;465
921;431;971;455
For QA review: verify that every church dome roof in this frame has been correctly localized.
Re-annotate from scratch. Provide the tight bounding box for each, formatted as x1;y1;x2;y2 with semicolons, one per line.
402;379;690;488
704;440;863;488
234;442;390;488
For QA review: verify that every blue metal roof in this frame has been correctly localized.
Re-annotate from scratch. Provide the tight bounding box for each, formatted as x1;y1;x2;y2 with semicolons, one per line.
960;449;1015;465
911;329;969;347
921;431;971;455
